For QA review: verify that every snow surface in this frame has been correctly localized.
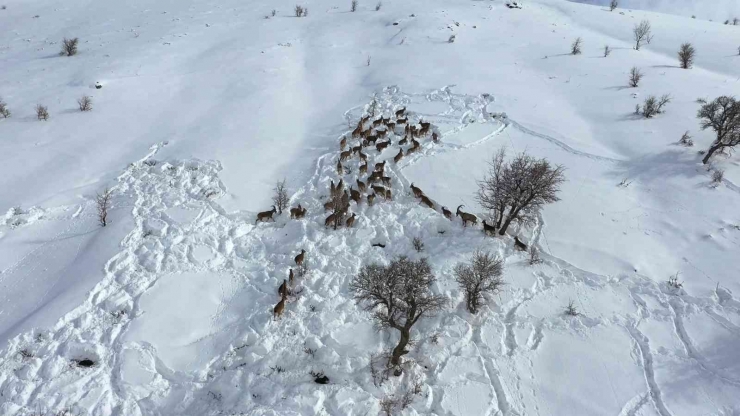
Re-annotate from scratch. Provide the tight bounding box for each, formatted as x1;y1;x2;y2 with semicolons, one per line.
1;0;740;415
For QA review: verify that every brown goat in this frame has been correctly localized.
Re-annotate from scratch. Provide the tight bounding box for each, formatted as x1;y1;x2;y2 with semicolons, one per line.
395;107;406;117
372;118;382;127
341;136;348;150
340;151;352;162
273;284;287;320
365;135;378;145
410;183;423;199
256;206;277;223
351;125;362;139
368;171;382;183
420;121;431;131
324;213;336;227
359;162;368;175
336;160;343;175
398;136;408;146
394;149;404;163
360;115;370;124
482;220;496;236
381;176;392;187
324;201;334;212
368;193;376;205
371;185;386;195
295;249;306;266
358;151;368;162
375;161;386;172
356;178;367;193
290;204;305;219
397;117;408;124
352;145;363;154
456;205;478;227
514;236;528;251
350;187;361;204
346;213;356;228
419;194;434;209
375;141;390;153
387;122;396;131
432;132;439;142
442;206;453;220
278;279;287;297
385;189;392;200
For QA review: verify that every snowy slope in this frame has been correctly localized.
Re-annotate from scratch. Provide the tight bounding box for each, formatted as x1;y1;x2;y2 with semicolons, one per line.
1;0;740;415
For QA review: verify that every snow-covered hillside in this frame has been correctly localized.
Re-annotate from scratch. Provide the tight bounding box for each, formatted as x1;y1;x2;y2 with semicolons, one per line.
1;0;739;415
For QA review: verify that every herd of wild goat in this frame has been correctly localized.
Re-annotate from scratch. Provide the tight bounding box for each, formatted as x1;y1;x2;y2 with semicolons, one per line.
255;105;507;319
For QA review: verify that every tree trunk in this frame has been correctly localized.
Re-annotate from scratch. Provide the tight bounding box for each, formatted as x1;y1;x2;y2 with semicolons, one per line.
703;144;723;164
390;327;411;371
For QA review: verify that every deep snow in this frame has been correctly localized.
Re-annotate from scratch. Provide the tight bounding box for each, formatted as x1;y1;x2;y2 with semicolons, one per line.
1;0;740;415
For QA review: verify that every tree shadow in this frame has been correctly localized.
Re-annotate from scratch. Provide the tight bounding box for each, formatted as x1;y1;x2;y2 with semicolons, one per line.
608;149;705;186
652;65;679;69
604;85;631;91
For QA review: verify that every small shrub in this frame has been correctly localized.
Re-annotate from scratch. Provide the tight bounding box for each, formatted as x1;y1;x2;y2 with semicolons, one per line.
19;349;34;360
712;168;725;184
641;94;671;118
628;66;643;87
271;9;276;17
734;17;739;25
0;98;10;118
379;396;396;415
294;5;305;17
270;365;285;373
609;0;618;11
375;1;382;11
77;95;92;111
60;37;79;56
571;37;583;55
679;131;694;147
430;332;440;344
309;305;316;312
304;346;316;357
603;45;611;57
351;0;358;12
96;188;112;227
366;55;371;66
529;246;543;265
448;34;456;43
36;104;49;120
668;273;683;289
412;236;424;252
564;300;579;316
678;42;695;69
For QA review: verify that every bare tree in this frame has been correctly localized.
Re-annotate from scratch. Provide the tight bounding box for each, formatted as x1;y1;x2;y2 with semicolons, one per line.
603;45;611;57
96;188;112;227
448;34;456;43
294;5;305;17
697;96;740;164
734;17;739;25
60;37;79;56
679;131;694;147
77;95;92;111
571;37;583;55
350;257;446;374
272;179;289;214
641;94;671;118
628;66;643;87
678;43;695;69
412;236;424;252
36;104;49;120
375;1;382;11
609;0;618;11
0;97;9;118
351;0;358;12
633;20;652;51
712;168;725;185
476;149;566;236
454;250;504;314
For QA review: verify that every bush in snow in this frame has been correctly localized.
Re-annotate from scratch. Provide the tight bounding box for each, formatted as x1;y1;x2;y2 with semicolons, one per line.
375;1;382;11
679;131;694;147
529;246;543;265
454;249;504;314
96;188;112;227
0;97;9;118
667;273;683;289
570;37;583;55
448;34;456;43
633;20;652;51
564;300;579;316
60;37;79;56
294;5;306;17
641;94;671;118
35;104;49;121
678;43;695;69
711;168;725;185
609;0;618;11
271;9;276;17
697;96;740;164
351;0;358;12
77;95;92;112
628;66;643;88
412;236;424;252
272;178;289;215
350;257;446;374
476;148;566;236
603;45;611;57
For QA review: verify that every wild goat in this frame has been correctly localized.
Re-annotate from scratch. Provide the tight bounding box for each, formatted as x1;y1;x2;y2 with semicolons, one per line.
290;204;307;219
420;121;431;130
352;145;363;154
514;236;528;251
387;122;396;131
368;171;382;183
371;185;386;196
278;279;288;297
295;249;306;266
410;183;423;199
340;151;352;162
360;115;370;124
256;206;277;223
356;179;366;193
359;162;368;175
376;129;387;139
340;136;348;149
419;194;434;209
376;140;391;152
395;107;406;117
358;151;367;162
432;132;439;142
442;206;453;220
289;268;295;287
394;149;404;163
375;161;386;172
350;187;361;204
384;189;392;200
336;160;343;175
382;116;391;124
398;136;408;146
351;125;362;139
367;193;376;205
324;213;336;227
397;117;408;124
456;205;478;227
346;213;356;228
381;176;392;187
365;135;378;145
273;283;287;320
482;220;496;236
373;118;382;127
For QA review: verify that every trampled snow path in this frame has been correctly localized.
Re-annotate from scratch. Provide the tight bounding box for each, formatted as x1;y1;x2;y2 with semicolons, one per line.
2;87;739;415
